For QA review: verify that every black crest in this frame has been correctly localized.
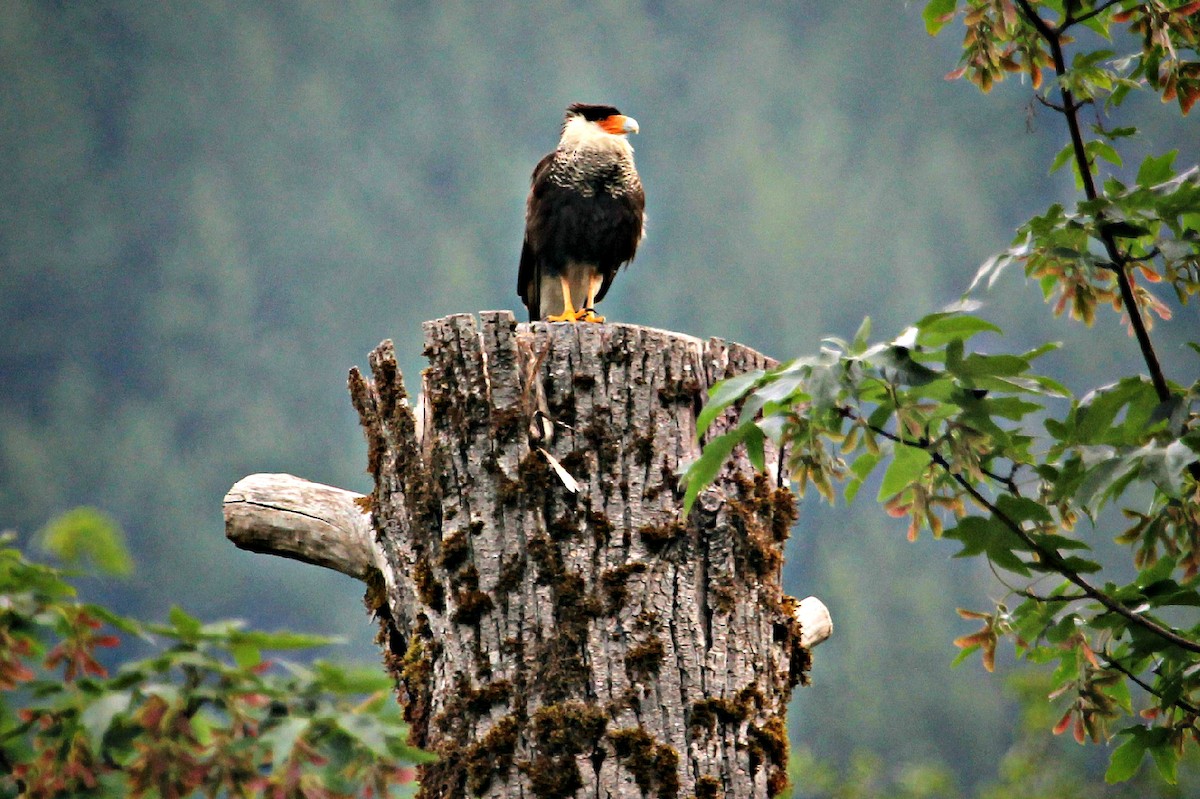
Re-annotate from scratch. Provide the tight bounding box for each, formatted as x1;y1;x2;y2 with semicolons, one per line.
566;102;621;122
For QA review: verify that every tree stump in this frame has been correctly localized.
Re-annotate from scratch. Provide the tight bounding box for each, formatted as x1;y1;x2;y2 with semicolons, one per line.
225;311;831;799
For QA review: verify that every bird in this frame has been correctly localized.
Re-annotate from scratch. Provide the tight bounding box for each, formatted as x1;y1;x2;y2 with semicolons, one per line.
518;103;645;323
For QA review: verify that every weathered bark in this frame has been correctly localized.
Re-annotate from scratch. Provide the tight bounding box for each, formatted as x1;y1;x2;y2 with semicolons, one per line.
347;311;811;799
224;311;831;799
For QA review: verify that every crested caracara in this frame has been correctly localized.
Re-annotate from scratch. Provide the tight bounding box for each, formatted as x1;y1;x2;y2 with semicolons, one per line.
518;103;646;323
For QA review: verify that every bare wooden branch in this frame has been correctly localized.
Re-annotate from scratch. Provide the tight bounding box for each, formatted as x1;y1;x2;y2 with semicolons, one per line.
223;473;376;579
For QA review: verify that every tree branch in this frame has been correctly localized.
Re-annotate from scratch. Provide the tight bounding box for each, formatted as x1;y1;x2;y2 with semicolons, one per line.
1014;0;1172;402
1061;0;1126;32
857;410;1200;655
1101;649;1200;716
223;473;378;580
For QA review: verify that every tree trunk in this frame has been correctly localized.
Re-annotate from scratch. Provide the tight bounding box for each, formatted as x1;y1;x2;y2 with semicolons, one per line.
226;311;831;799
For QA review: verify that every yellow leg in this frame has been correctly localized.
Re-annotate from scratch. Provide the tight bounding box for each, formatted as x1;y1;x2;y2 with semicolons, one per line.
546;275;579;322
578;274;606;323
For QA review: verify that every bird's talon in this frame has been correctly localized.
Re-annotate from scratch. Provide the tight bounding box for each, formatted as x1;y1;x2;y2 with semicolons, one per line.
546;311;578;323
578;308;605;323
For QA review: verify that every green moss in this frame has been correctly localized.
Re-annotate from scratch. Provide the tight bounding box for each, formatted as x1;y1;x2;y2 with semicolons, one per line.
770;485;799;541
548;511;580;541
638;520;687;554
490;461;523;507
522;702;608;799
656;377;701;405
412;557;445;611
600;562;647;613
439;529;469;571
398;629;434;748
608;726;680;799
558;449;592;479
582;422;620;471
518;449;554;495
465;713;520;795
465;679;512;714
587;509;614;541
416;739;466;799
497;553;526;594
490;405;525;442
747;716;790;796
526;534;605;700
688;696;749;736
451;588;494;625
695;774;722;799
633;432;656;466
625;638;665;680
361;566;387;615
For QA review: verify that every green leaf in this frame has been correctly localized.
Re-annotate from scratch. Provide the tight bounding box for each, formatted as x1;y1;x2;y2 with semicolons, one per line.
230;629;340;650
697;370;765;434
995;495;1052;523
875;346;942;386
877;444;932;501
950;645;978;668
683;429;742;514
944;516;1031;575
852;316;872;353
1074;456;1130;509
915;314;1002;348
263;716;309;766
168;606;203;639
1149;740;1178;784
230;641;261;669
953;353;1029;378
312;660;396;694
1137;151;1177;187
1105;733;1147;782
1088;140;1122;167
1050;143;1074;174
1075;378;1153;444
845;451;881;504
80;691;132;752
745;424;766;472
922;0;957;35
36;507;133;576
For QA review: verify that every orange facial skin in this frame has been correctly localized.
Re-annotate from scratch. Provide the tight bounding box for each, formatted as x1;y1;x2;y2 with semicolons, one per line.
599;115;639;135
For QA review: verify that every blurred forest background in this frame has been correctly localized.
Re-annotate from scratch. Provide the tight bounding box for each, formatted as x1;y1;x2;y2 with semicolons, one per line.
2;1;1197;794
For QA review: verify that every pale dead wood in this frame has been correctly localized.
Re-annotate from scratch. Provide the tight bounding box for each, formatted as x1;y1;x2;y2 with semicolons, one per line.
223;473;377;579
797;596;833;649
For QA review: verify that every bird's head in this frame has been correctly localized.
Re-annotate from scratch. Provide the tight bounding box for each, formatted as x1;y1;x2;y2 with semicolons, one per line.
560;103;640;151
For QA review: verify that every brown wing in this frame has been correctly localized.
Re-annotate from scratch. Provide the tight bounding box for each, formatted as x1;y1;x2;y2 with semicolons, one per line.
593;178;645;305
517;152;556;321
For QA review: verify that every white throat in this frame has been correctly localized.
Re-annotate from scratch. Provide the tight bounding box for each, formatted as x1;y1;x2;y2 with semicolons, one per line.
558;116;635;159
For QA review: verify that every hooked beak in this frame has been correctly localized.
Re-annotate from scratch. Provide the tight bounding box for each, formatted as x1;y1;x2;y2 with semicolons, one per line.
601;115;640;136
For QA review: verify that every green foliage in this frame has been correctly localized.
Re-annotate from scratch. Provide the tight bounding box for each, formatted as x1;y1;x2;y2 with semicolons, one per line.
36;508;132;577
790;671;1200;798
0;523;425;798
688;0;1200;785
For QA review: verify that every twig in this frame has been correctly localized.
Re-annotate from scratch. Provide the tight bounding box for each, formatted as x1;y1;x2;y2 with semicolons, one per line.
1061;0;1127;32
1101;648;1200;716
854;408;1200;655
